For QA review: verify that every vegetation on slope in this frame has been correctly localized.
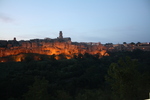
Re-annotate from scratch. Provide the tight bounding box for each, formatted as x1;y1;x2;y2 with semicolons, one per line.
0;49;149;100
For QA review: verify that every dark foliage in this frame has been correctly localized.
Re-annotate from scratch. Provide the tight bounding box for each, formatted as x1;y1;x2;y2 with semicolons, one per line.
0;50;150;100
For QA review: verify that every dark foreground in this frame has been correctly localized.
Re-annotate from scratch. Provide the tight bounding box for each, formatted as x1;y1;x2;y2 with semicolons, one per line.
0;49;150;100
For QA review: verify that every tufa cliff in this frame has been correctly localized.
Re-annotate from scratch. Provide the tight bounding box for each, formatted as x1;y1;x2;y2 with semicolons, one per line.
0;31;108;62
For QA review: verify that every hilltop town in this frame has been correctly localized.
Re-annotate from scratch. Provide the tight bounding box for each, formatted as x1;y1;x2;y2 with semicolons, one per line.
0;31;150;62
0;31;108;62
105;42;150;52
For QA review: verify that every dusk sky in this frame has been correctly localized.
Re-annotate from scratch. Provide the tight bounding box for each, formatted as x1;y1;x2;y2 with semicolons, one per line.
0;0;150;44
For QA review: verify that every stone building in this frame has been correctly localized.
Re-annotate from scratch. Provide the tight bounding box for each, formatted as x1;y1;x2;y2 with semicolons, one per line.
0;31;108;60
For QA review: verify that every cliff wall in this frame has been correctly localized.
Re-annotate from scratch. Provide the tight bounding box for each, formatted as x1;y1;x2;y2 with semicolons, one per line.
0;37;108;62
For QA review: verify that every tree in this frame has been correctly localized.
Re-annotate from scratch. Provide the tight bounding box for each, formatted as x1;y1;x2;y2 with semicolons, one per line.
105;57;145;100
56;90;72;100
75;89;111;100
77;53;83;59
136;42;141;46
130;42;135;45
57;53;66;60
50;54;56;61
24;54;34;62
23;77;50;100
123;42;127;44
76;89;100;100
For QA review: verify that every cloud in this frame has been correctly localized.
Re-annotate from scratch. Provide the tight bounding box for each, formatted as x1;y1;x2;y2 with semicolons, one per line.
0;13;13;23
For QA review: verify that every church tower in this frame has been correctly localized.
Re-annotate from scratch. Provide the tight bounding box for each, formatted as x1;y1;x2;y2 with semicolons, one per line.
59;31;63;38
13;37;16;41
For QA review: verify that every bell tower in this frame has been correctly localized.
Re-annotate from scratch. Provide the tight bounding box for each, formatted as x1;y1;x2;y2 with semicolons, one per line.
59;31;63;38
13;37;16;41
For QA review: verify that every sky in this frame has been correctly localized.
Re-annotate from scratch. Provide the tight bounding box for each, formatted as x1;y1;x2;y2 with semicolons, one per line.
0;0;150;44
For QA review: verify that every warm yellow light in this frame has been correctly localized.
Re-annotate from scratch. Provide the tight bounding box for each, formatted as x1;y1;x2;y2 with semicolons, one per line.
16;58;21;62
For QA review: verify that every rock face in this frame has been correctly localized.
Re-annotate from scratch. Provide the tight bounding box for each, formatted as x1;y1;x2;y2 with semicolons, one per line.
0;31;108;62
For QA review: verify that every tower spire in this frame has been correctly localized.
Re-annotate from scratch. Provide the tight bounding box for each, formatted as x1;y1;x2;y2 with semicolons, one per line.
59;31;63;38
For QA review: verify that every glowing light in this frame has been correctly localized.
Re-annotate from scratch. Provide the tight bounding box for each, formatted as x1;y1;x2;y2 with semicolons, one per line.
16;58;21;62
66;56;71;59
0;40;109;62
